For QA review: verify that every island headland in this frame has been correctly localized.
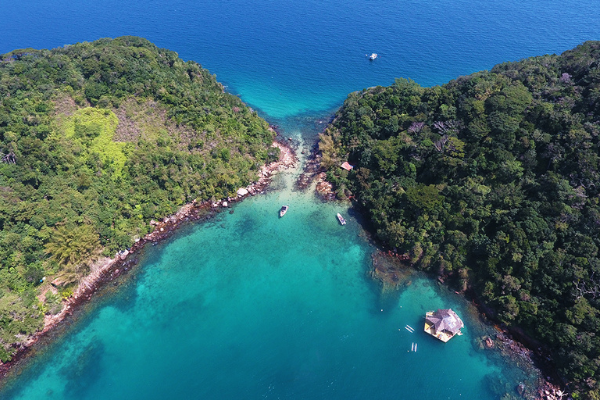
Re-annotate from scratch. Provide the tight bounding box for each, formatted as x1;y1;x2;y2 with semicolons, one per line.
318;41;600;399
0;137;296;380
0;36;288;370
0;35;598;399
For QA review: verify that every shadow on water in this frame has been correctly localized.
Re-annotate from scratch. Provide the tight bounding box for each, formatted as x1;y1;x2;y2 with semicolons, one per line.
234;214;259;235
164;293;206;328
60;340;105;399
104;275;140;315
1;336;107;399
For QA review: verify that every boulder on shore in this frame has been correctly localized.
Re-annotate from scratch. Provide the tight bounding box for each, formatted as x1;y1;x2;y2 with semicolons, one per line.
237;188;249;196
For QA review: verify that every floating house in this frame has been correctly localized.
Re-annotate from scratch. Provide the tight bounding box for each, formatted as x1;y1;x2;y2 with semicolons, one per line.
424;308;464;342
341;162;354;171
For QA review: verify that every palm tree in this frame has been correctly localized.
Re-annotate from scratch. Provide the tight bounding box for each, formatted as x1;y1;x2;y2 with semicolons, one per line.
44;224;100;267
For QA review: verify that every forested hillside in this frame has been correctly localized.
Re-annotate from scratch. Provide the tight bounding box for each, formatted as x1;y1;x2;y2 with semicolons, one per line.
0;36;276;361
321;41;600;398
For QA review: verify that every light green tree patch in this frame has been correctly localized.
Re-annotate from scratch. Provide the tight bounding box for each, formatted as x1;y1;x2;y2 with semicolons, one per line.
61;107;126;178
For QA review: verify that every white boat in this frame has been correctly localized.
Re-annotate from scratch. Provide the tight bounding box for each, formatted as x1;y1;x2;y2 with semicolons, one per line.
279;205;289;218
337;213;346;225
369;53;378;60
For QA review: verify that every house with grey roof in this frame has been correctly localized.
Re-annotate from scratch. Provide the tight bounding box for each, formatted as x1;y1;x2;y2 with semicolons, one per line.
424;309;464;342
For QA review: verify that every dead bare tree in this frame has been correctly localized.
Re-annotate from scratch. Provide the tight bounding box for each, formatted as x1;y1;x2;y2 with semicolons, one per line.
574;272;600;300
433;135;449;153
433;120;462;135
0;151;16;164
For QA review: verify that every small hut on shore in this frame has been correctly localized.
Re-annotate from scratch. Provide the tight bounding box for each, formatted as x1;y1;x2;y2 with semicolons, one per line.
341;162;354;171
424;308;464;342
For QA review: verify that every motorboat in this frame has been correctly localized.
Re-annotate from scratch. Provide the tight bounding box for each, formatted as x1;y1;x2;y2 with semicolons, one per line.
279;205;289;217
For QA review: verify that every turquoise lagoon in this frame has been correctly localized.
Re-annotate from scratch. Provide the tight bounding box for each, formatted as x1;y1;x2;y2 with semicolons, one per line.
1;170;534;399
2;0;598;397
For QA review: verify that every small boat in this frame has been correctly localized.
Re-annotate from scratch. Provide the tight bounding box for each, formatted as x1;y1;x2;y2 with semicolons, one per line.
279;205;289;218
369;53;378;60
337;213;346;225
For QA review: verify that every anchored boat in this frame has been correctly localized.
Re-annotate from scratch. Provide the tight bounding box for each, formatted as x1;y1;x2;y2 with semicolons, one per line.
337;213;346;225
279;205;289;218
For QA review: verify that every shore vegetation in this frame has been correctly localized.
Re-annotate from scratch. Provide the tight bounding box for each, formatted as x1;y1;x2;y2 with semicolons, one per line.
0;36;277;362
320;41;600;398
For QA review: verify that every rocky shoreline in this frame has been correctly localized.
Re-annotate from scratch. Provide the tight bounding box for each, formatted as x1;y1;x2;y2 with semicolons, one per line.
0;134;569;400
300;135;569;400
295;141;337;200
368;248;568;399
0;139;297;380
367;250;567;400
294;138;563;399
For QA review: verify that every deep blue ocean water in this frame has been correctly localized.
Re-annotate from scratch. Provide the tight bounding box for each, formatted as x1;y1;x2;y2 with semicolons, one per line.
2;0;598;119
1;0;598;398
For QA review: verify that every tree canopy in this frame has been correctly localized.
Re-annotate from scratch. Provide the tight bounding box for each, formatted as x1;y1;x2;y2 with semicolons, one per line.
321;41;600;398
0;36;277;361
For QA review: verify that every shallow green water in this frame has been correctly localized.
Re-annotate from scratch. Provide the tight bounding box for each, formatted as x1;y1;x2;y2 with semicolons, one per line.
1;162;536;399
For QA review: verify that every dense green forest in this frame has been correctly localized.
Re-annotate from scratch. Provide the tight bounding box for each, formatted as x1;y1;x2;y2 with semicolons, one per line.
321;41;600;398
0;36;277;361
